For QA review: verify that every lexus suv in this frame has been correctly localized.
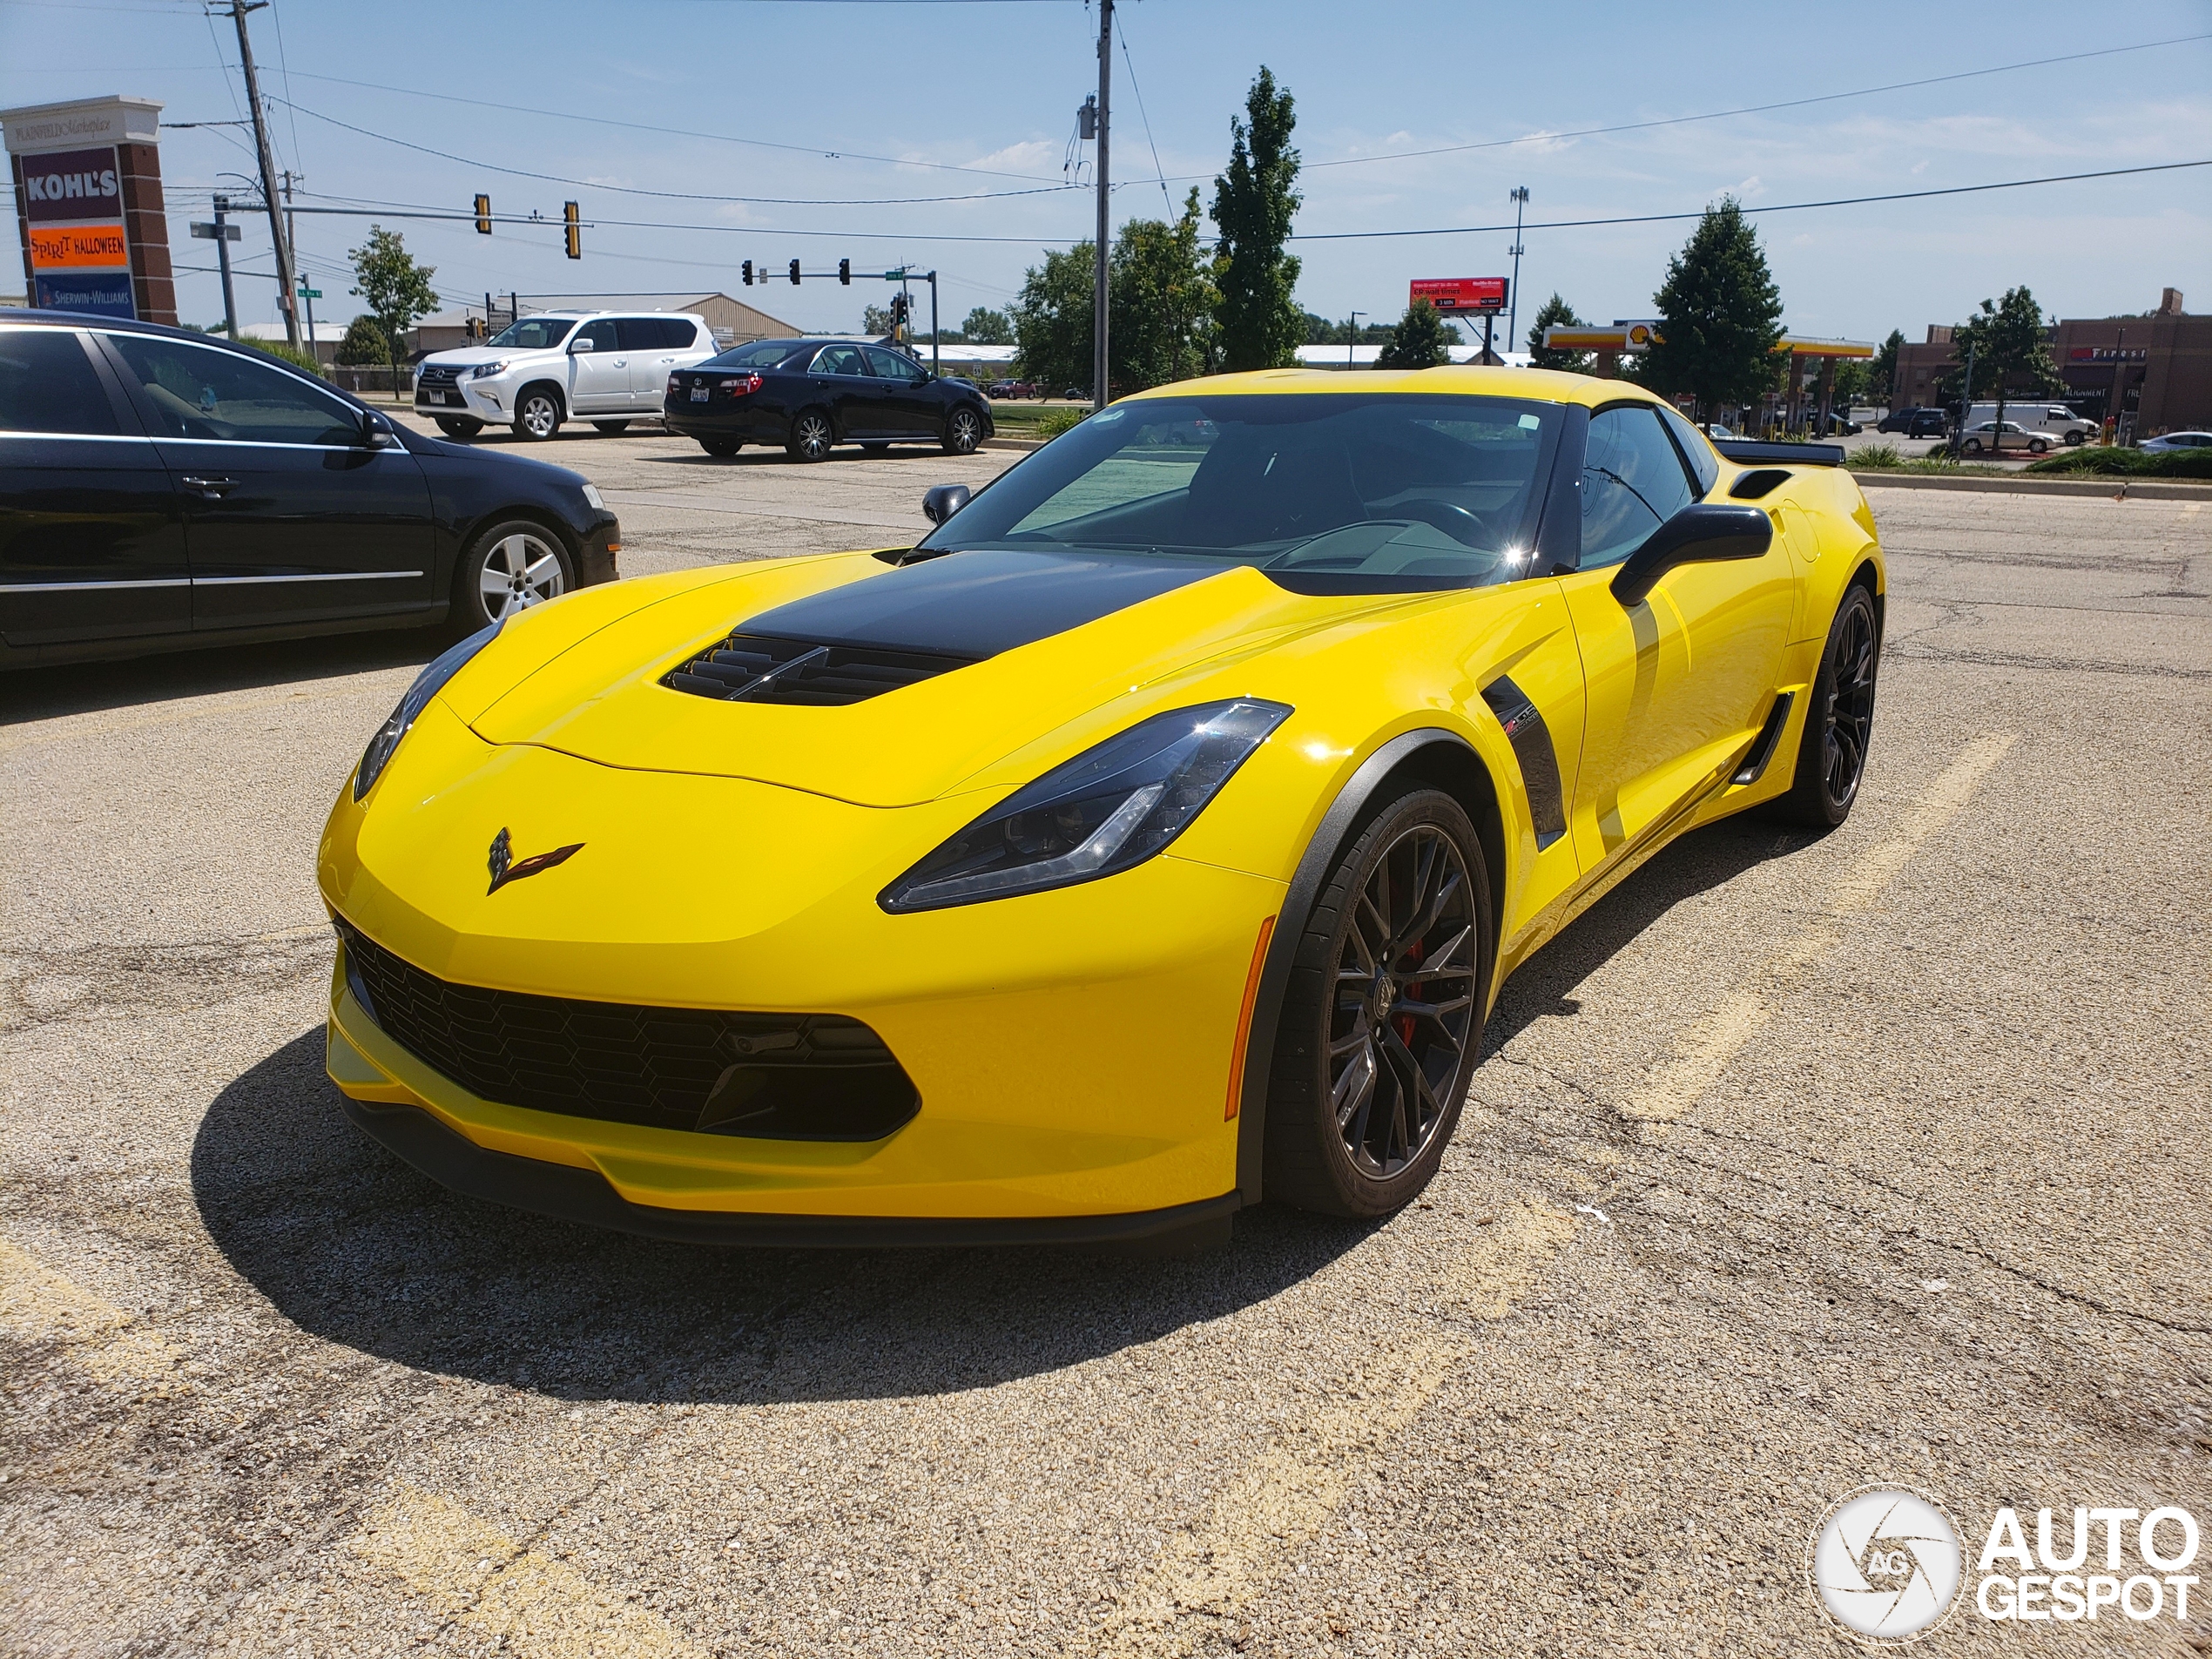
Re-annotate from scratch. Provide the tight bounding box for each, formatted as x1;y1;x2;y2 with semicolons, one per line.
415;311;719;442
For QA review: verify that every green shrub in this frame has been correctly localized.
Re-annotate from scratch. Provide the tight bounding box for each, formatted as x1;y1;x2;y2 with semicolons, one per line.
1036;408;1088;440
2025;445;2212;480
1850;442;1904;469
336;314;388;366
246;340;327;378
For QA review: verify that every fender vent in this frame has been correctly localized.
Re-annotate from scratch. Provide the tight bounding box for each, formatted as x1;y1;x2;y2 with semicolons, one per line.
662;632;974;706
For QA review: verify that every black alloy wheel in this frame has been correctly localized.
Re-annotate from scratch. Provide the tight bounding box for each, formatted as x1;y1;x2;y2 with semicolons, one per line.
592;420;631;435
1264;790;1491;1218
434;416;482;440
1773;583;1880;828
942;407;982;455
513;387;563;442
787;410;833;462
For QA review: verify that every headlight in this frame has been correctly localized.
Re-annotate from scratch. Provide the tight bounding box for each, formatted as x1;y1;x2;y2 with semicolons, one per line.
581;482;605;511
469;361;509;381
880;698;1291;914
352;622;502;802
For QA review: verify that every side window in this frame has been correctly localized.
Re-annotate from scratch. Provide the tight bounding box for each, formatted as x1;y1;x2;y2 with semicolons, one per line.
863;346;920;382
575;319;620;353
811;344;863;376
1656;404;1719;496
0;329;124;435
615;317;660;352
662;319;702;348
105;334;360;445
1580;405;1696;570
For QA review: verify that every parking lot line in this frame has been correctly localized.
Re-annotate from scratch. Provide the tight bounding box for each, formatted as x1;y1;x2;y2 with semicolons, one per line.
1098;1199;1578;1653
1624;732;2018;1123
0;1237;187;1389
348;1484;708;1659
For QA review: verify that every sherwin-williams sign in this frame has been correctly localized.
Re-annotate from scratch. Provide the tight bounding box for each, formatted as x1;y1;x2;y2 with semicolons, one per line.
19;144;123;223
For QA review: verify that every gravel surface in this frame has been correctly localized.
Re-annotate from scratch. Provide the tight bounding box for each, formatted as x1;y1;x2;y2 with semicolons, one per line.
3;428;2206;1657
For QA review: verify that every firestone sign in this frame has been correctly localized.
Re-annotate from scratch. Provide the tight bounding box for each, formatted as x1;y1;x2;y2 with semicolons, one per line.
3;95;173;323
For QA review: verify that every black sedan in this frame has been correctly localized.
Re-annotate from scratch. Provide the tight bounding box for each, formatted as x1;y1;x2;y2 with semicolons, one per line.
0;309;620;670
664;338;994;462
1878;407;1949;439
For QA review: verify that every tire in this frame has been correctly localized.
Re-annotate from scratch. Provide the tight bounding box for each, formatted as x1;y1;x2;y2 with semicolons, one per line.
699;438;740;458
591;420;631;435
1262;789;1492;1219
434;416;482;440
1770;583;1880;829
512;386;563;442
1961;438;1982;455
454;519;575;632
2027;437;2048;455
2065;430;2086;445
942;406;982;455
786;409;833;462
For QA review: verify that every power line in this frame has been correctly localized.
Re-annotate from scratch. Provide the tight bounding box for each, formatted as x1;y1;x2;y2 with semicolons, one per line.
1116;10;1174;215
1285;158;2212;242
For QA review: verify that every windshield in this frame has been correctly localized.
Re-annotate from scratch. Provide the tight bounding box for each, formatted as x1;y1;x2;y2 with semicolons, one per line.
707;339;813;368
487;318;574;350
914;394;1561;591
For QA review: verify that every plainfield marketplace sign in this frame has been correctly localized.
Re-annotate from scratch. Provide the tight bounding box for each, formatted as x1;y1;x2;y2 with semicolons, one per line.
4;94;176;322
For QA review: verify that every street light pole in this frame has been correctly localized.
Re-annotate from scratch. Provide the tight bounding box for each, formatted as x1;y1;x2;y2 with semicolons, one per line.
227;0;301;350
1507;186;1528;357
1092;0;1112;412
212;195;238;341
1347;311;1363;372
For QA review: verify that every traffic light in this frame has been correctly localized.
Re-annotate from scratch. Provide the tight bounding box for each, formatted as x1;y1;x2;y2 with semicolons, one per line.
789;260;801;286
474;193;491;235
741;260;752;287
889;293;909;340
563;201;580;260
839;259;850;286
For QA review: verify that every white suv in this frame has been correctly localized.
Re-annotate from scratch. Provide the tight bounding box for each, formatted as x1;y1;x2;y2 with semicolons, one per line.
414;310;718;441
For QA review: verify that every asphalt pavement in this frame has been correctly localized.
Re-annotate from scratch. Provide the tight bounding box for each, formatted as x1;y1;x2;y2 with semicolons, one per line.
3;421;2207;1657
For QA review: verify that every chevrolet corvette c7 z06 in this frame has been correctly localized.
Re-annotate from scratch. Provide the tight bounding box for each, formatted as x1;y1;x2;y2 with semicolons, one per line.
319;368;1884;1244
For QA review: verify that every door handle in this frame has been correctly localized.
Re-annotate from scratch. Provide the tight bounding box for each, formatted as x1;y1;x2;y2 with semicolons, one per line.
179;475;238;496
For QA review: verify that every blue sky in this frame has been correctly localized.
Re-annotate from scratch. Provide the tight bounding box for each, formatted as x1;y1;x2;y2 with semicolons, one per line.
4;0;2208;345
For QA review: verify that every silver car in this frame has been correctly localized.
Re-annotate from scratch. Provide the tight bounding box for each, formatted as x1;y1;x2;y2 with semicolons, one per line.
1959;420;2053;455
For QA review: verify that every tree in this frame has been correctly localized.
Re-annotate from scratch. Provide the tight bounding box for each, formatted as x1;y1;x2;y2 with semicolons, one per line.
860;302;896;336
1012;241;1096;390
1638;197;1784;423
1870;327;1905;408
1211;67;1302;373
1947;286;2062;434
1375;298;1453;370
336;314;388;366
961;307;1014;345
1527;292;1590;373
346;226;437;368
1109;188;1217;392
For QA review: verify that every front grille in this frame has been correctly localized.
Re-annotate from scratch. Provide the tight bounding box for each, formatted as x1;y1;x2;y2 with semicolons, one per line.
661;632;971;707
417;365;459;387
336;919;919;1142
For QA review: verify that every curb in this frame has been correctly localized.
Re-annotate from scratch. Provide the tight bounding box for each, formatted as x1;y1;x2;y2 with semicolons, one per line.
985;436;1047;453
1851;471;2211;501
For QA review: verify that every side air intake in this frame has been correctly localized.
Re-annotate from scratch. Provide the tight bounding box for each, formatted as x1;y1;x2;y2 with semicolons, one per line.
662;633;974;706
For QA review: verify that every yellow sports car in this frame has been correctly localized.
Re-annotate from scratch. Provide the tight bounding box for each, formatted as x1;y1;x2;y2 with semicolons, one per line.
319;369;1883;1244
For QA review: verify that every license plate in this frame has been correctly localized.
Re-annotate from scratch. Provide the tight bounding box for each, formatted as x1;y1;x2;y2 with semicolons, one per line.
689;387;710;402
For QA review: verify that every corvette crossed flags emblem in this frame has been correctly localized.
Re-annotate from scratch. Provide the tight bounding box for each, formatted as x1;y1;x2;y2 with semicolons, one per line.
486;826;584;894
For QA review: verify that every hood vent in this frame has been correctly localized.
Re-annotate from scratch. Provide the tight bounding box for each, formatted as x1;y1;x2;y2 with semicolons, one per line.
662;632;974;706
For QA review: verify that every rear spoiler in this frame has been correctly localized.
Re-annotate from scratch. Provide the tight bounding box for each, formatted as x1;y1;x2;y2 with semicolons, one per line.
1713;440;1845;467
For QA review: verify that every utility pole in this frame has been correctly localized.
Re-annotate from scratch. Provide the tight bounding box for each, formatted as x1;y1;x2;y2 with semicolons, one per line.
209;195;239;340
1507;186;1529;358
2113;325;2127;445
1346;312;1363;372
1949;339;1975;459
1092;0;1112;412
227;0;301;349
281;168;315;353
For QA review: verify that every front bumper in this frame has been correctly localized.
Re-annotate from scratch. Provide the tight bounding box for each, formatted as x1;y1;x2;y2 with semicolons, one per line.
415;378;509;421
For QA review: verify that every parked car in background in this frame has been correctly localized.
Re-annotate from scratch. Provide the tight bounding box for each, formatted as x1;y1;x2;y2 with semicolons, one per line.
0;309;620;668
1878;408;1949;439
1959;421;2052;455
1966;402;2094;446
664;337;995;462
415;311;718;442
987;379;1040;400
2138;430;2212;452
1697;421;1739;440
1813;412;1862;435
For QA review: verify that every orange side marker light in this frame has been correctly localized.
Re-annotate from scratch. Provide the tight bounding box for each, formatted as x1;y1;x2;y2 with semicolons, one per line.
1225;914;1277;1120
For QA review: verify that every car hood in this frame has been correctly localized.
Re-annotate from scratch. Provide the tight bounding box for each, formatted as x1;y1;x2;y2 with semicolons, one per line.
456;548;1425;808
422;347;550;370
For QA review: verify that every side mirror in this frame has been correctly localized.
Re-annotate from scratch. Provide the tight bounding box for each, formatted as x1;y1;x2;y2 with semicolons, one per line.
921;483;971;525
361;411;398;449
1609;502;1772;608
570;336;596;354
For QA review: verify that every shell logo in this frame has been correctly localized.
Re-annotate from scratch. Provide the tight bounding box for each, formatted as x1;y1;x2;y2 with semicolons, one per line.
1627;324;1656;347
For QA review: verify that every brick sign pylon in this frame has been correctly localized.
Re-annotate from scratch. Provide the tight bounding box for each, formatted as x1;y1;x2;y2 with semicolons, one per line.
4;95;175;322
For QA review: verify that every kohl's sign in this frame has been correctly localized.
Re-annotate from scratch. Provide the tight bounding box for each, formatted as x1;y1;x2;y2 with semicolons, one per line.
20;145;122;223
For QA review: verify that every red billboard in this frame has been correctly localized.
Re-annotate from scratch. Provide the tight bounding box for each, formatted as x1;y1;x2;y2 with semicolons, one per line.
1411;277;1507;313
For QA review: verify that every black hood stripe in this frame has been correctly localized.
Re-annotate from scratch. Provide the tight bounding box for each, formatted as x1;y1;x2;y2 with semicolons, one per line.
738;549;1217;661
